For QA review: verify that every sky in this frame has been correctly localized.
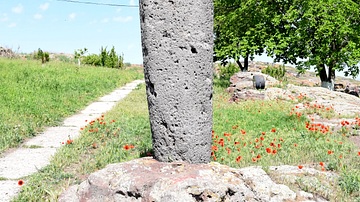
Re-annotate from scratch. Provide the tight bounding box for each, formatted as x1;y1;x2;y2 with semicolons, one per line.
1;1;359;80
1;0;143;64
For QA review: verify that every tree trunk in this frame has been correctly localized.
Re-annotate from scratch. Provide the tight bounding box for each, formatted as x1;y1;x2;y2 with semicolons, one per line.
236;55;249;72
318;64;335;90
139;0;213;163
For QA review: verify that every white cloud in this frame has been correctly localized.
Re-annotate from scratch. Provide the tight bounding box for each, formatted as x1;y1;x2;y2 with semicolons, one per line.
0;13;8;22
113;16;133;23
129;0;135;6
34;13;43;19
101;18;109;23
12;4;23;14
39;3;50;11
8;23;16;27
68;13;76;20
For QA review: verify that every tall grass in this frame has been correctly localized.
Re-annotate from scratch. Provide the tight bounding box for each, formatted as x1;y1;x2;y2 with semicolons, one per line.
0;58;143;153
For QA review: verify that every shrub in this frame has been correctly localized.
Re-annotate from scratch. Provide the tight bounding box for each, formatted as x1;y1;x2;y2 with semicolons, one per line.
262;65;286;81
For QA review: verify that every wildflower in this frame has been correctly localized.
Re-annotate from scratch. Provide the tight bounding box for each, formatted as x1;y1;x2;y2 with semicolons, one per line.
321;167;326;171
261;132;266;135
232;125;238;129
260;136;265;141
266;148;272;153
234;141;240;145
270;142;275;147
277;144;281;149
358;151;360;156
213;156;217;161
224;132;231;137
294;143;298;147
66;139;73;145
256;154;261;159
327;150;333;155
18;180;24;186
319;162;324;167
240;129;246;135
298;165;303;169
226;147;231;155
271;128;276;133
252;157;257;162
123;144;134;150
236;156;242;163
272;149;277;155
212;145;218;151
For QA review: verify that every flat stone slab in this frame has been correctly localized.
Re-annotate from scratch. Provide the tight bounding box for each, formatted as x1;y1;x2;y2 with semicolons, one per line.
98;89;132;102
80;101;117;115
0;147;57;179
63;113;101;127
0;180;21;202
24;126;79;148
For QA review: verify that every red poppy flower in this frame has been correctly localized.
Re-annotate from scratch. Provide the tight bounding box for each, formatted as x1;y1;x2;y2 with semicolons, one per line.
18;180;24;186
272;149;277;154
327;150;333;155
260;136;265;141
261;132;266;135
240;129;246;135
298;165;303;169
252;157;257;162
123;144;134;150
358;151;360;156
236;156;242;163
319;162;324;167
224;132;231;137
256;154;261;159
234;141;240;145
271;128;276;133
294;143;298;147
270;142;275;147
211;145;218;151
66;139;73;145
266;148;272;153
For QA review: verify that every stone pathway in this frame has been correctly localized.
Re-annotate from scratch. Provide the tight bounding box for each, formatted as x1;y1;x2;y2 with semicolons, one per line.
0;80;145;202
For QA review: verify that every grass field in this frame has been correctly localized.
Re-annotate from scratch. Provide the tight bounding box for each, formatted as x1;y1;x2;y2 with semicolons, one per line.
0;58;143;153
12;75;360;201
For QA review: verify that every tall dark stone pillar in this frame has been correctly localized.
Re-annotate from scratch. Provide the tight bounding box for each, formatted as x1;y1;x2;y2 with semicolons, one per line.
139;0;213;163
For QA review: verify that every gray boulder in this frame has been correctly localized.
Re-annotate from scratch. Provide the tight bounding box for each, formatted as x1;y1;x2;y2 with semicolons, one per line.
58;157;297;202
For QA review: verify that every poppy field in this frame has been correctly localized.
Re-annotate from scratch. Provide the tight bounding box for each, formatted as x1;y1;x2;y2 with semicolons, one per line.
13;78;360;201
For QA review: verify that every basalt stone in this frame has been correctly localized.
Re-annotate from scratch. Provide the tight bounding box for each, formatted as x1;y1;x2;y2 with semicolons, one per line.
58;157;298;202
139;0;214;163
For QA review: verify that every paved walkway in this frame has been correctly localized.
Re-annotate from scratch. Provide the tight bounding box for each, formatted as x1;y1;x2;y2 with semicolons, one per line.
0;80;145;202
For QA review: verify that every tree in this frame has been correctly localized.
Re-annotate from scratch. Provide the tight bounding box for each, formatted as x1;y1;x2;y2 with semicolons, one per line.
214;0;269;71
74;48;88;66
266;0;360;90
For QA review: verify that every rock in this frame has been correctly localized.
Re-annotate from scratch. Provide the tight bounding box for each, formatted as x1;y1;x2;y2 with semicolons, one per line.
59;157;297;202
0;47;15;58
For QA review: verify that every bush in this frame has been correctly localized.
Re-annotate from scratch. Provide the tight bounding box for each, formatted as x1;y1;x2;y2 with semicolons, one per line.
261;65;286;81
33;48;50;64
76;46;124;69
218;62;239;80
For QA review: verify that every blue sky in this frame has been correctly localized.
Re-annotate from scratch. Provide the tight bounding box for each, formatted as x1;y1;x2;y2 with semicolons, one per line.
0;0;143;64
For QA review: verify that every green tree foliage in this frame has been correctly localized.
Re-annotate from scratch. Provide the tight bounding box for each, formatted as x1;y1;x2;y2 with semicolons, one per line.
214;0;269;71
34;48;50;64
214;0;360;89
75;46;124;69
266;0;360;89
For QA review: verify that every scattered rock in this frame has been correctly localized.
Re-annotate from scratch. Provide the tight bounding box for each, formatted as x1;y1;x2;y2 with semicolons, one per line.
59;157;301;202
0;47;15;58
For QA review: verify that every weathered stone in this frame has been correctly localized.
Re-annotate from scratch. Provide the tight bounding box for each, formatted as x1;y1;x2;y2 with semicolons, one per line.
139;0;214;163
59;158;298;202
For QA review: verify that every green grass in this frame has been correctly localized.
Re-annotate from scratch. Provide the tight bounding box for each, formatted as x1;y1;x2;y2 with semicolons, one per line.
12;78;360;201
0;58;143;153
